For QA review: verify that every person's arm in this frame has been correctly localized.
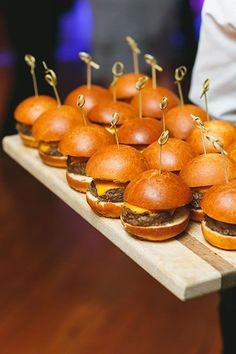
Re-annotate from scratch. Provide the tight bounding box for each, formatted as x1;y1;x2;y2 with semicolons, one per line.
189;0;236;123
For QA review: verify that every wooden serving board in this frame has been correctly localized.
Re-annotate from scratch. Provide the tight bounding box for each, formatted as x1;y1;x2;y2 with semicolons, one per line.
3;135;236;301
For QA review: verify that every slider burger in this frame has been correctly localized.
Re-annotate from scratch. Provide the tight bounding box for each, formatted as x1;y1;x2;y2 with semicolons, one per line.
85;145;149;218
59;125;115;192
143;138;196;173
165;104;208;140
14;95;57;147
121;170;192;241
180;153;236;222
201;181;236;250
32;105;84;167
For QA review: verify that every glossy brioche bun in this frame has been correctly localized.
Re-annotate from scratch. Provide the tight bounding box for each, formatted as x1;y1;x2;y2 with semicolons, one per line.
165;104;208;140
66;172;92;193
180;153;236;187
124;170;192;210
113;73;152;100
143;138;196;172
18;133;38;148
88;101;136;125
14;95;57;125
39;150;67;168
131;87;180;118
117;118;162;146
64;84;112;114
86;145;149;182
32;105;83;142
190;207;205;222
59;125;115;157
187;119;236;154
86;191;122;218
228;142;236;162
201;221;236;250
121;207;190;241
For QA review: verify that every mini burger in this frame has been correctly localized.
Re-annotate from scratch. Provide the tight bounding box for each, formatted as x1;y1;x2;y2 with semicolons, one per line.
201;181;236;250
32;105;84;167
14;95;57;147
85;145;149;218
180;153;236;222
121;170;192;241
59;125;115;192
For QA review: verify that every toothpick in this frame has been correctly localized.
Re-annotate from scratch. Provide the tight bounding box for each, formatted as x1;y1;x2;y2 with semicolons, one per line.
191;114;208;155
136;76;149;118
42;61;61;105
126;36;140;74
158;130;169;175
111;113;120;148
79;52;100;89
77;94;87;125
200;79;210;121
25;54;38;96
206;135;228;183
174;66;187;105
111;61;124;102
144;54;163;89
160;97;168;131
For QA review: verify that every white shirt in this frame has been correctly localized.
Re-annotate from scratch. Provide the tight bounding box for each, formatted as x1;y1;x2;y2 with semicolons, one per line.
189;0;236;123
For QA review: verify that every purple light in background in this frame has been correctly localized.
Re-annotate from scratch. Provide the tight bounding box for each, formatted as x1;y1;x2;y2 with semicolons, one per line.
190;0;204;40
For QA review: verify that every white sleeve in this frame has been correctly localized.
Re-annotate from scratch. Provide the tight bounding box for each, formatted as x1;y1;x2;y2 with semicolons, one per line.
189;0;236;123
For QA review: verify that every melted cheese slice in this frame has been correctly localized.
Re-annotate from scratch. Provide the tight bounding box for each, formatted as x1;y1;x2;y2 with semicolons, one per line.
39;142;51;153
96;181;123;196
124;202;149;214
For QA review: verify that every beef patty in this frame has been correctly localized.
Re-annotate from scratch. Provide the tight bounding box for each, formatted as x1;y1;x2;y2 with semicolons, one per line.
205;215;236;236
67;156;88;175
89;180;125;203
16;122;32;136
122;207;173;227
39;141;63;156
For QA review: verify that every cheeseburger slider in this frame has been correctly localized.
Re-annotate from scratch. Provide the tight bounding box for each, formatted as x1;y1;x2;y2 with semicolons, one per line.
86;145;149;218
121;170;192;241
201;181;236;250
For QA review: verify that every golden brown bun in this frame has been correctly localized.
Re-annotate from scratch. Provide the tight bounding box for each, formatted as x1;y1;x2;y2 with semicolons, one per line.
131;87;180;118
143;138;196;172
180;153;236;187
19;133;38;148
201;221;236;250
121;207;190;241
201;181;236;224
113;73;152;100
117;118;162;145
59;125;115;157
228;142;236;162
165;104;208;140
190;208;205;222
32;105;83;142
187;119;236;154
64;84;112;114
88;101;136;125
86;191;122;218
124;170;192;210
39;150;67;168
86;145;149;182
66;172;92;193
14;95;57;125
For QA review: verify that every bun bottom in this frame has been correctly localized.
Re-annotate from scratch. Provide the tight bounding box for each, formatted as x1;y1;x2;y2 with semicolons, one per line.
201;221;236;250
86;191;123;218
39;150;67;168
66;172;92;193
20;133;38;148
121;207;190;241
190;208;204;222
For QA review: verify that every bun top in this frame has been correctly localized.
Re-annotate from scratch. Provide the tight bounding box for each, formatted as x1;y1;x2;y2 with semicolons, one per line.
124;170;192;210
14;95;57;125
131;87;180;118
113;73;152;100
64;84;112;114
117;118;162;145
143;138;196;172
88;101;136;125
32;105;83;142
180;153;236;187
201;180;236;224
59;125;115;157
165;104;208;140
86;144;149;182
187;119;236;154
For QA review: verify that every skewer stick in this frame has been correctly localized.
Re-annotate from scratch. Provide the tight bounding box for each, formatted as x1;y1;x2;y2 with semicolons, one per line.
79;52;100;89
200;79;210;121
158;130;169;175
111;61;124;102
206;135;228;183
191;114;208;156
126;36;140;74
160;97;168;131
174;66;187;105
42;61;61;105
111;113;120;148
77;94;87;125
25;54;38;96
136;76;149;118
144;54;163;89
